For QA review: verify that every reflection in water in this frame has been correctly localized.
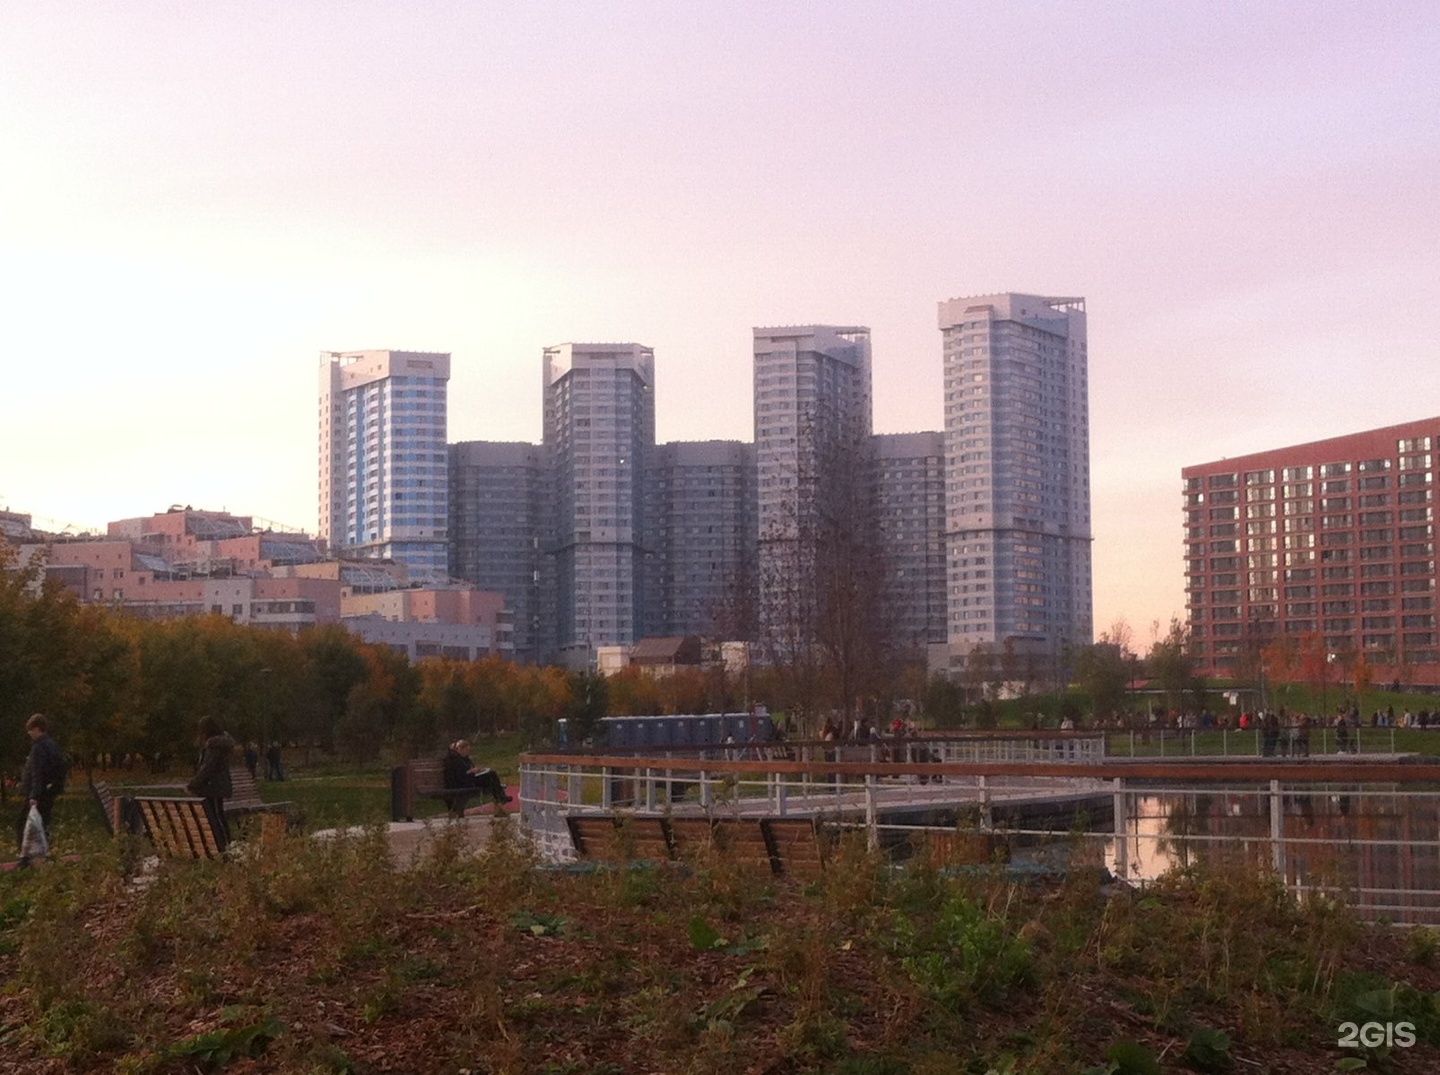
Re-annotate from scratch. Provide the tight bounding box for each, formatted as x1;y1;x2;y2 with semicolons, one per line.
1106;788;1440;924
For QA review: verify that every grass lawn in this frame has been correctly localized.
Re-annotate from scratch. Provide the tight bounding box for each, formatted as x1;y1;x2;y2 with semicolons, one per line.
4;823;1440;1073
44;732;533;838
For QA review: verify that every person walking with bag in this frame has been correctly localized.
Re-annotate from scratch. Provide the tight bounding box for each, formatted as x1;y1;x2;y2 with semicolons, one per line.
14;714;66;867
186;716;236;853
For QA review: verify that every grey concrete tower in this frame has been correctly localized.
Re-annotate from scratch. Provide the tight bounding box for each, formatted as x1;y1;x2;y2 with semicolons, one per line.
937;294;1092;663
752;325;873;642
542;343;655;668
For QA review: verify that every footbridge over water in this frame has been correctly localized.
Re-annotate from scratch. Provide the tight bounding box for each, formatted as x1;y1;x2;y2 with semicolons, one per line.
516;736;1440;924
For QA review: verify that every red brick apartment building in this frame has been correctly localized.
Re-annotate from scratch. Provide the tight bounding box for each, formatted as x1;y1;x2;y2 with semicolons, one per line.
1184;417;1440;686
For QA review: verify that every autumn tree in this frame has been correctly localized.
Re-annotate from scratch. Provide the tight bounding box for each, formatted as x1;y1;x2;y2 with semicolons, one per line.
1074;624;1134;723
605;666;665;717
566;670;609;745
297;625;370;750
924;674;967;729
754;421;896;736
1147;617;1203;714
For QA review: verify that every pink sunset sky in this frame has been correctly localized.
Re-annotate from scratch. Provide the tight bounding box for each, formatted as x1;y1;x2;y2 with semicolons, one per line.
2;2;1437;649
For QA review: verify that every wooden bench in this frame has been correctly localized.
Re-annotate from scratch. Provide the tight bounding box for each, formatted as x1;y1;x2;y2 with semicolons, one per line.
91;781;142;836
567;813;831;877
710;818;779;873
393;758;461;821
917;830;1010;868
391;757;514;822
565;814;674;863
667;815;720;858
133;796;228;860
225;766;294;823
762;817;831;878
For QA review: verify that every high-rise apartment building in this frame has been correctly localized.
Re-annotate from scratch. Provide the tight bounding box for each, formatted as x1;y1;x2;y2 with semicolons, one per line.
874;432;948;651
1184;418;1440;685
936;294;1091;665
752;325;873;641
542;343;655;667
449;441;548;662
319;350;451;583
645;440;758;638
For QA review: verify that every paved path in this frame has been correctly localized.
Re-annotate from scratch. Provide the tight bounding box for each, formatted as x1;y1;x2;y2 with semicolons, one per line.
309;813;504;864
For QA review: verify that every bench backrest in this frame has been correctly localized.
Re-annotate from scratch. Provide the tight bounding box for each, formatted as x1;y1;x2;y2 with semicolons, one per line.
390;757;454;821
92;781;118;836
227;766;264;809
761;817;829;877
408;758;446;794
134;796;226;860
710;818;778;873
565;812;829;876
566;814;674;863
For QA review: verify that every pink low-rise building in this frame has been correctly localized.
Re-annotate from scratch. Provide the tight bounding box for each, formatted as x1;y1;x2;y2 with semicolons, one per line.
23;537;344;629
23;506;511;654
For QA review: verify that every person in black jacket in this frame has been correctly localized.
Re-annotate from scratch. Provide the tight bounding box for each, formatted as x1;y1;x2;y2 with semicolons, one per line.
441;739;511;817
14;713;65;866
186;716;236;852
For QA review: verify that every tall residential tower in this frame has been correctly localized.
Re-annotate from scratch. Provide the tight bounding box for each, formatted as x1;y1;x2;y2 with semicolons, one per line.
645;439;758;638
937;294;1091;666
448;440;549;662
752;325;874;643
542;343;655;667
319;350;450;583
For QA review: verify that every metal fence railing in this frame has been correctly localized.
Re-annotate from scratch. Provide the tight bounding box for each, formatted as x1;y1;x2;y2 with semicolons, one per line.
1104;725;1440;759
517;750;1440;924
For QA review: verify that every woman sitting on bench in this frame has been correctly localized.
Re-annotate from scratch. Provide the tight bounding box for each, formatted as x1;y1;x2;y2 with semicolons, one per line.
441;740;512;816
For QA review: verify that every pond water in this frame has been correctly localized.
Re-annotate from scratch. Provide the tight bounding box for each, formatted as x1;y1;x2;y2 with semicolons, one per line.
1105;788;1440;925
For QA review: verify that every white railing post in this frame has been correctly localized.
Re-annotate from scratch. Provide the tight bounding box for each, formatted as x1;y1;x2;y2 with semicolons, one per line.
1113;777;1127;881
700;769;711;808
865;772;878;851
644;767;655;811
601;766;613;809
1269;779;1285;876
979;775;993;832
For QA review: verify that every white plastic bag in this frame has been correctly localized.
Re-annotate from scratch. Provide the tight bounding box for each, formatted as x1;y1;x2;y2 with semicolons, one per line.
20;804;48;860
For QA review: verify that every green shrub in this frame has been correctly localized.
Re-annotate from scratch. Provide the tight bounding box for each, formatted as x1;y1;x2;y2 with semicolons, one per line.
893;892;1034;1009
